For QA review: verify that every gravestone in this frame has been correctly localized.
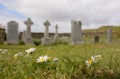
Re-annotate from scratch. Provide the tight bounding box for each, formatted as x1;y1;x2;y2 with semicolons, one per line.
22;30;27;43
107;28;112;43
24;18;33;44
54;24;59;41
44;20;50;38
94;36;99;43
41;20;54;45
7;21;18;44
71;20;83;44
0;27;6;44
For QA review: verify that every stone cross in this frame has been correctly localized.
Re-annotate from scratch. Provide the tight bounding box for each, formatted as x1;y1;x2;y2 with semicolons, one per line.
44;20;51;38
107;28;112;43
71;20;83;44
7;21;18;44
24;18;33;39
54;24;58;39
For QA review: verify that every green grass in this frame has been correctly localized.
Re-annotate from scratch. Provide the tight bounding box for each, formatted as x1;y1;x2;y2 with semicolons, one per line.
0;43;120;79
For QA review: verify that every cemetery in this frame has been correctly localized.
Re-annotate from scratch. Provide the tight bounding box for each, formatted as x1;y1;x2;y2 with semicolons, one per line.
0;18;120;79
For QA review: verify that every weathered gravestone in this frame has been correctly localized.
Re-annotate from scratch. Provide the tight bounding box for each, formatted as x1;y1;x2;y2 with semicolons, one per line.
44;20;50;38
24;18;33;44
22;30;27;43
107;28;112;43
54;24;59;41
7;21;18;44
41;20;54;45
94;36;99;43
71;20;83;44
0;27;6;44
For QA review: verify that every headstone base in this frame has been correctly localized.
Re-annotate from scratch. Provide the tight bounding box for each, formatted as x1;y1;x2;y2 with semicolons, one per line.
42;37;54;45
7;41;18;45
23;37;33;45
70;41;83;45
54;36;59;41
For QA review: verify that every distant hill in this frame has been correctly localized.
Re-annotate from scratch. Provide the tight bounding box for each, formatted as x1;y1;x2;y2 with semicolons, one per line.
83;26;120;38
83;26;120;32
98;26;120;31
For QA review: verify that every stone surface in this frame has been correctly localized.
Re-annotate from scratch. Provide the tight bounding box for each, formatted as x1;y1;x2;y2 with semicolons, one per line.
41;37;54;45
0;27;6;44
22;30;27;43
71;20;83;44
107;28;112;43
54;24;59;40
24;18;33;44
7;21;18;44
43;20;51;38
42;20;54;45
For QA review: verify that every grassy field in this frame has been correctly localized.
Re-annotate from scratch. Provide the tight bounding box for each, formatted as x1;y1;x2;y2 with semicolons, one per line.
0;43;120;79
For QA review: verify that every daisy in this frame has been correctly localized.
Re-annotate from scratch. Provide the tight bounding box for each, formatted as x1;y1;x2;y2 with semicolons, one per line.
36;55;51;63
0;49;3;52
25;47;36;55
53;57;59;62
1;49;8;54
14;52;23;57
86;55;101;68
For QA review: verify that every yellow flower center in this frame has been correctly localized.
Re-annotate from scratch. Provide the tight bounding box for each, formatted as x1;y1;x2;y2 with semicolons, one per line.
88;59;93;64
40;58;44;62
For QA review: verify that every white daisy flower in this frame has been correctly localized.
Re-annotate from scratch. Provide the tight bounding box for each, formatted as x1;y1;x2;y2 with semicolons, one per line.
0;49;3;52
36;55;51;63
53;57;59;62
14;52;23;57
25;47;36;55
1;49;8;54
86;55;101;68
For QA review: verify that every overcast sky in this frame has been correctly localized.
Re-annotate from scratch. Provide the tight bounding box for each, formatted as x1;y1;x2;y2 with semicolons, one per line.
0;0;120;33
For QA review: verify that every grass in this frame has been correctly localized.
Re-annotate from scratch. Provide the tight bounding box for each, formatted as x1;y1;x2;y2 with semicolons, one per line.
0;43;120;79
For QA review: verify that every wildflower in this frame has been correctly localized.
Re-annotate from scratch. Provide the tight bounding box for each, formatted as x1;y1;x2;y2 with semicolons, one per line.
25;47;36;55
14;52;23;57
36;56;44;62
36;55;51;63
91;55;101;63
44;55;51;61
0;49;3;52
53;57;58;62
86;59;93;68
86;55;101;68
14;52;23;60
1;49;8;54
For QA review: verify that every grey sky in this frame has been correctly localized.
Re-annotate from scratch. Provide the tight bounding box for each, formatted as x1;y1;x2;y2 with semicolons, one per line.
0;0;120;33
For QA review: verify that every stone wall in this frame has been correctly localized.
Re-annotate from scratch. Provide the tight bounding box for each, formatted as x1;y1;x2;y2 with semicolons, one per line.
19;32;55;40
83;31;106;37
19;32;107;40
